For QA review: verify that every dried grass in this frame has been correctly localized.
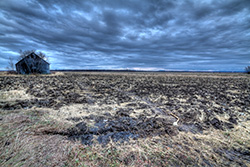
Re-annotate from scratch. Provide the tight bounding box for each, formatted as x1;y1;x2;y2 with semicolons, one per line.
1;106;250;167
0;109;71;167
0;89;35;101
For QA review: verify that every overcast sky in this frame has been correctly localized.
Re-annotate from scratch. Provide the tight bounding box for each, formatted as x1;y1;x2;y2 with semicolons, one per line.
0;0;249;71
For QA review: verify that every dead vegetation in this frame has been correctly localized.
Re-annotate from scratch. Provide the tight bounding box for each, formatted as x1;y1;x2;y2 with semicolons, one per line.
0;72;249;166
0;109;72;167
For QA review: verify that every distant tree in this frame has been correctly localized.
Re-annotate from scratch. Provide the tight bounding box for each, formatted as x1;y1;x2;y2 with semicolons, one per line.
5;56;15;71
18;49;35;60
36;51;46;59
245;66;250;74
18;49;47;60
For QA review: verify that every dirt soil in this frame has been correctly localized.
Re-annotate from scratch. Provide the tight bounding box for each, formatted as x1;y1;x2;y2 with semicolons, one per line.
0;72;249;166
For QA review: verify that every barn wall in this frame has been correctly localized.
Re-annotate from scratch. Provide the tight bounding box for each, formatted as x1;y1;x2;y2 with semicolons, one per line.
16;60;26;74
15;55;50;74
39;62;50;74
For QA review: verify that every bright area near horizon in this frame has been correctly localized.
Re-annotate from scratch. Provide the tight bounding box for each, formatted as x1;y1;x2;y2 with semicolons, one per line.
0;0;249;71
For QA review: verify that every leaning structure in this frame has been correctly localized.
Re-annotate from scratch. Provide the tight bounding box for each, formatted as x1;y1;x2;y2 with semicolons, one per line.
15;52;50;74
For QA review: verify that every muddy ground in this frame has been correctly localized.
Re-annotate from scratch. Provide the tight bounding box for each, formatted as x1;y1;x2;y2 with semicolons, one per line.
0;72;249;166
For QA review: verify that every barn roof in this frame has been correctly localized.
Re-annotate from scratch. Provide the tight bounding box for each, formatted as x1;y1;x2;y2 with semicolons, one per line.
15;52;50;65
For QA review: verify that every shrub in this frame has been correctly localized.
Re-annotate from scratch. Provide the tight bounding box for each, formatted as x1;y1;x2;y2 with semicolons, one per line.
245;66;250;74
6;71;17;74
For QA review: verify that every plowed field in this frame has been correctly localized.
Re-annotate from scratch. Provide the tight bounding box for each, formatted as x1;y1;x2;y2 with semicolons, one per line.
0;72;249;166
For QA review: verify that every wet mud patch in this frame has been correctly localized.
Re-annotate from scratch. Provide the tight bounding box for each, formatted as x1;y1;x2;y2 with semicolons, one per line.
64;108;242;145
178;123;203;133
66;111;179;145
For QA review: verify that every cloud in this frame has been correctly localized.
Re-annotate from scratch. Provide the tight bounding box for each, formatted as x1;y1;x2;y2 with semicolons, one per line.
0;0;249;71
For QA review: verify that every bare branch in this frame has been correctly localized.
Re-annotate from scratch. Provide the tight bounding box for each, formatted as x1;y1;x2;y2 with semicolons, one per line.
37;51;46;59
18;49;48;61
5;57;15;71
18;49;36;60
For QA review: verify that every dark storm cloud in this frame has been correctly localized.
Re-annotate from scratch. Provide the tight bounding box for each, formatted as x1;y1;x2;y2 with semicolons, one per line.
0;0;249;71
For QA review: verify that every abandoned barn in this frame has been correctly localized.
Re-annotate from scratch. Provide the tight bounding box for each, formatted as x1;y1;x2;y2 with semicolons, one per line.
15;52;50;74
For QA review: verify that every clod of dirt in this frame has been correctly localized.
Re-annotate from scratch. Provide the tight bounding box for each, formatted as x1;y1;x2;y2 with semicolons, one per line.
224;122;234;129
210;118;223;129
228;116;238;124
116;108;132;117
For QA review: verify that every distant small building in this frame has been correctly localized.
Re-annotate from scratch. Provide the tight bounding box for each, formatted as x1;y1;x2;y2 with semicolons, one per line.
15;52;50;74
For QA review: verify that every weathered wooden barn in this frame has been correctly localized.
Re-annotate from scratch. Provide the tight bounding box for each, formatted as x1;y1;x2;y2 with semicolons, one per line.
15;52;50;74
